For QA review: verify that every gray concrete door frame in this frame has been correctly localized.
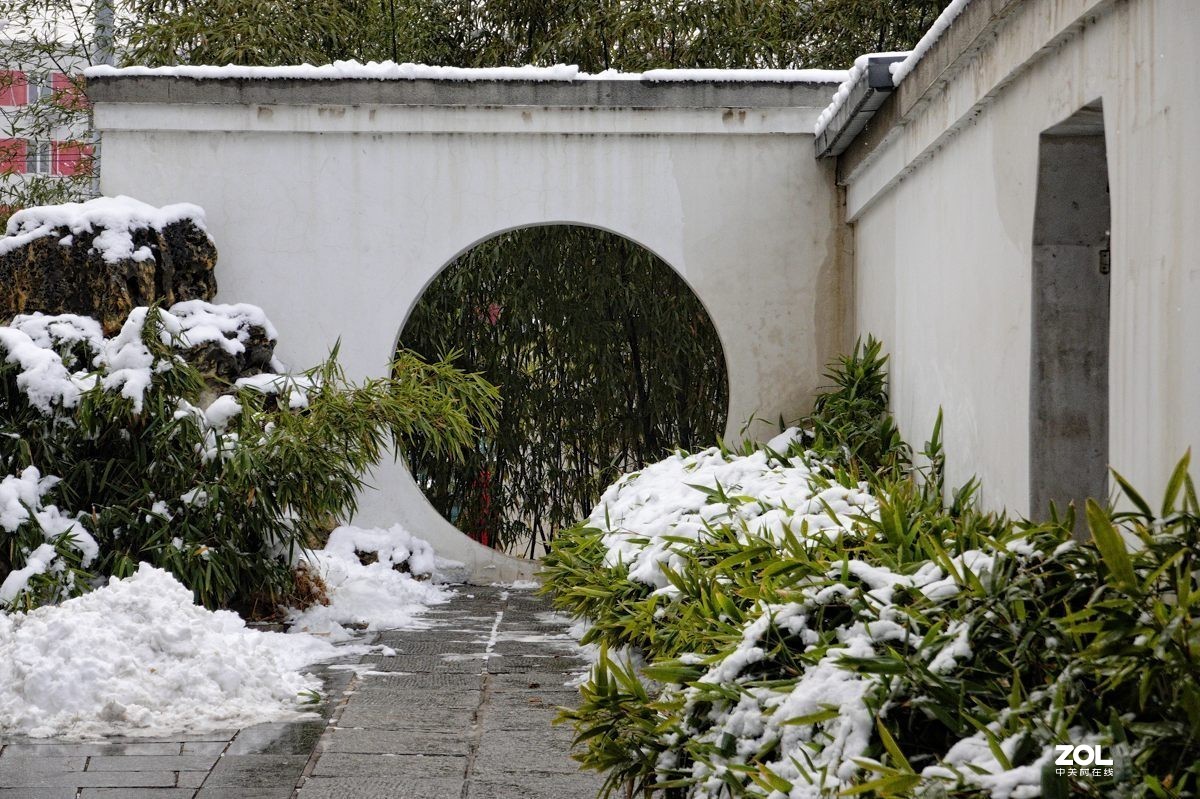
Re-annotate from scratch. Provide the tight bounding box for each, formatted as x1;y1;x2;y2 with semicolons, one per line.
1030;99;1111;529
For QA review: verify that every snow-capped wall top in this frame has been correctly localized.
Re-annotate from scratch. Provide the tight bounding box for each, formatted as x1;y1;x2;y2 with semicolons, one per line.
608;67;848;84
889;0;976;86
84;59;848;85
0;195;208;264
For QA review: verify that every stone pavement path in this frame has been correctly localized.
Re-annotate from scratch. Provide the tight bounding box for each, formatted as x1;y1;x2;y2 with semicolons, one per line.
0;585;606;799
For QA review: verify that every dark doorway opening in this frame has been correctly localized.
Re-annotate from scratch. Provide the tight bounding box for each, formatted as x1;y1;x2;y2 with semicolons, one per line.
1030;99;1111;528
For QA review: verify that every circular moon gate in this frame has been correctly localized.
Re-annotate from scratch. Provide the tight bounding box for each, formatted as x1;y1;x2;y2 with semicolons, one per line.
399;225;729;558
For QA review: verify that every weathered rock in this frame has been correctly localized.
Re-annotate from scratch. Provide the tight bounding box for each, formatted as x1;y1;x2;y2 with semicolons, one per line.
187;328;278;409
0;198;218;335
169;301;282;404
183;324;277;381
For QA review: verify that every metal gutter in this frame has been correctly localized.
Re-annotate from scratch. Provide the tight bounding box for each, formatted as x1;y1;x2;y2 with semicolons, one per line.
813;55;906;159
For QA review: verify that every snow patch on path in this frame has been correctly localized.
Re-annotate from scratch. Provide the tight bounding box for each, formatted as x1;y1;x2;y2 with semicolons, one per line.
286;524;457;641
0;564;343;739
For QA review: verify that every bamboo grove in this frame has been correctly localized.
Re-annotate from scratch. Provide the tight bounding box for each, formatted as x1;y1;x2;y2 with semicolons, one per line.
400;226;727;556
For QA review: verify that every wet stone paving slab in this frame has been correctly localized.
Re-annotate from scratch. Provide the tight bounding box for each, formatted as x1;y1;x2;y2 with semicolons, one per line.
0;585;605;799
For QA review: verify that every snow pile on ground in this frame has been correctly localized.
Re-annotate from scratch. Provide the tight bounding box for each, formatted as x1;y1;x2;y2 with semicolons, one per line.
85;60;848;84
591;436;877;592
0;564;342;739
323;523;439;576
0;195;208;262
287;524;456;641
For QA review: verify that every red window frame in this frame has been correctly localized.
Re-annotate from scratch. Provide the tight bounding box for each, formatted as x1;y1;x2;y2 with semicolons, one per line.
0;138;28;174
0;70;27;107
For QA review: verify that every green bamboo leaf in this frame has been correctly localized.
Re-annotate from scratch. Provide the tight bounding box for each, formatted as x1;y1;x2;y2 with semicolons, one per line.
1161;451;1192;516
1110;468;1153;518
840;773;922;796
749;767;793;794
1086;499;1137;591
875;718;913;772
781;707;841;726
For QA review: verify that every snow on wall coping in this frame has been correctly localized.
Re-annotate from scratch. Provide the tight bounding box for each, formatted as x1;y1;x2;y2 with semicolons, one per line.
890;0;976;86
812;0;977;139
84;59;848;85
812;51;910;137
606;67;847;84
0;195;208;263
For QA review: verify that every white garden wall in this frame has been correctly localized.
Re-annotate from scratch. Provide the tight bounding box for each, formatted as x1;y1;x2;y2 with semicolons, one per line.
843;0;1200;514
88;76;846;580
85;0;1200;571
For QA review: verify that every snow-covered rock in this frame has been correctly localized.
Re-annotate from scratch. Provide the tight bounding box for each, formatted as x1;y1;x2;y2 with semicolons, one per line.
1;302;286;416
0;196;217;335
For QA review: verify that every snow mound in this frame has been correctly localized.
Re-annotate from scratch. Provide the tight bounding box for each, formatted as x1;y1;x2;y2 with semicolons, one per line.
593;446;877;592
287;524;456;641
0;564;342;739
323;523;438;577
0;195;208;263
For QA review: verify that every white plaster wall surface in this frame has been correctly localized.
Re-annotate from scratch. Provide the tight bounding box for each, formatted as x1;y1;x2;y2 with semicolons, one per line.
92;94;843;580
847;0;1199;514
